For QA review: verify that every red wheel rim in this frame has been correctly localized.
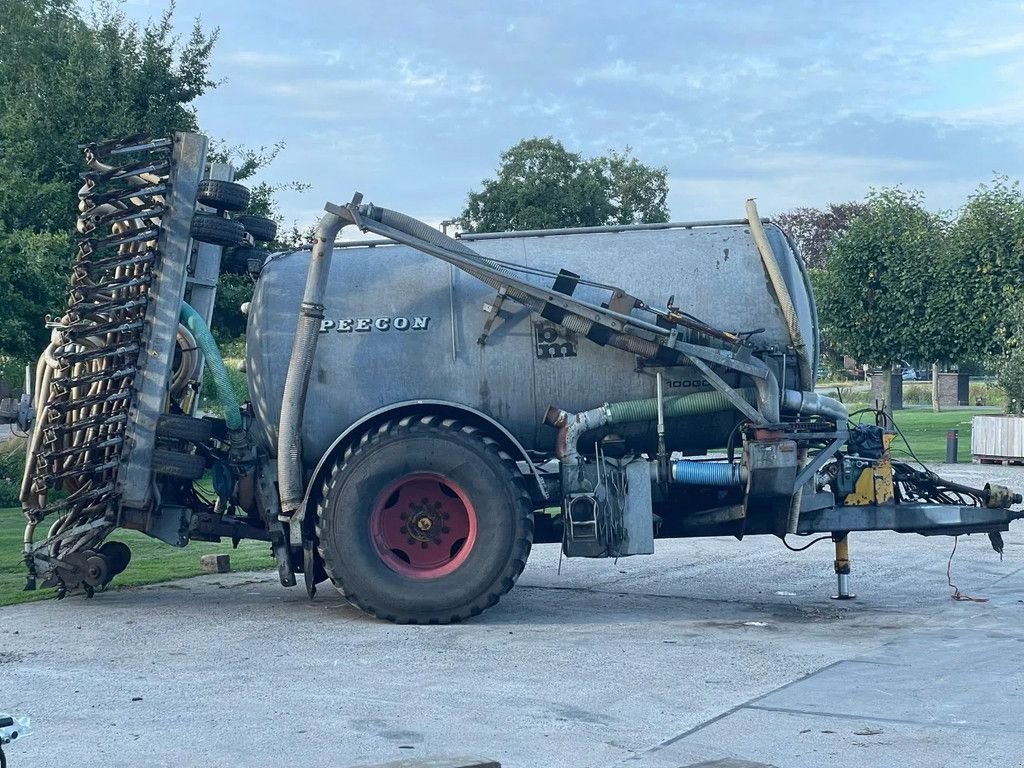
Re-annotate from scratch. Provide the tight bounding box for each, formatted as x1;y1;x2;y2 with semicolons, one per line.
369;473;478;579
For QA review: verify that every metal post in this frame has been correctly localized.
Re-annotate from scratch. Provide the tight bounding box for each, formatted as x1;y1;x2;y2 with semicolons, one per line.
946;429;959;464
831;533;855;599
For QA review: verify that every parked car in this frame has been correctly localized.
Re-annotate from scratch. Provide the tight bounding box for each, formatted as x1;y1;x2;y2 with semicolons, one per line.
869;360;918;381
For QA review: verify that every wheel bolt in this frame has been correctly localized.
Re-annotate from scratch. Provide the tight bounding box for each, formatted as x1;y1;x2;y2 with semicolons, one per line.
421;542;429;549
441;512;450;520
400;526;408;534
442;526;450;534
407;537;416;545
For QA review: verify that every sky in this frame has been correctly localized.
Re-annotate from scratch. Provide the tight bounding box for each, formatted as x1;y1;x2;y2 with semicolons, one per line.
120;0;1024;235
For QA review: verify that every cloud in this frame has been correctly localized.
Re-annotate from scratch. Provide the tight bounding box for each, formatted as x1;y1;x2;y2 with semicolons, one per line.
112;0;1024;232
932;27;1024;60
222;50;301;67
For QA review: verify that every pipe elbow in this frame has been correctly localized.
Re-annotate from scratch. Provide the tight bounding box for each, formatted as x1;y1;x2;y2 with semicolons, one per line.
781;390;848;422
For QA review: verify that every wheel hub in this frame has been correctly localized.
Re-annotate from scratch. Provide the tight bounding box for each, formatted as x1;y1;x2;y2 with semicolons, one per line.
370;473;477;579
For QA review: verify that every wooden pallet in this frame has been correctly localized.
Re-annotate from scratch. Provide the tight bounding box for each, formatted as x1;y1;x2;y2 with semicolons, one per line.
972;455;1024;466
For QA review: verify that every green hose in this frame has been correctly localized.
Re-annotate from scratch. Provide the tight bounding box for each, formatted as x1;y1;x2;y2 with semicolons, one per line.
179;302;242;430
605;388;759;424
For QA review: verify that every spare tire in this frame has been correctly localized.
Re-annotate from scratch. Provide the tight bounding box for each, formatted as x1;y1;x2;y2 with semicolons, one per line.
156;413;214;443
152;448;206;480
190;213;246;247
197;179;250;212
233;214;277;242
222;246;269;274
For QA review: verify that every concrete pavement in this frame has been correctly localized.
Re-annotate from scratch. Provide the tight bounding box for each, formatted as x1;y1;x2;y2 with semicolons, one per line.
1;464;1022;767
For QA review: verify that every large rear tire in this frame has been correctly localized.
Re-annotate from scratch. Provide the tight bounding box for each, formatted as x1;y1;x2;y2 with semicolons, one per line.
316;415;534;623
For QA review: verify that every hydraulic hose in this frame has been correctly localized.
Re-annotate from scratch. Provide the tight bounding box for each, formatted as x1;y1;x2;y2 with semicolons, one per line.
179;302;241;430
277;210;346;516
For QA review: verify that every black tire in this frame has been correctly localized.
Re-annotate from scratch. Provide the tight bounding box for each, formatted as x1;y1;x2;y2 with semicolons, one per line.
233;214;277;242
151;448;206;479
197;179;250;212
156;414;213;443
316;415;534;624
190;213;246;247
222;246;269;274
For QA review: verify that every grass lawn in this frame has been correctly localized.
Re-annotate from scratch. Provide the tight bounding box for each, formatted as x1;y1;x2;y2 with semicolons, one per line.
0;505;273;607
854;406;1000;465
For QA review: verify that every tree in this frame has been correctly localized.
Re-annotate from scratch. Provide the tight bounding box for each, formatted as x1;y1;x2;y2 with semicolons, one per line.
0;229;69;375
207;142;309;340
461;138;668;233
941;177;1024;412
0;1;295;368
776;202;867;270
0;0;218;370
996;301;1024;412
776;202;868;376
945;177;1024;360
599;149;670;226
0;1;217;233
815;188;944;407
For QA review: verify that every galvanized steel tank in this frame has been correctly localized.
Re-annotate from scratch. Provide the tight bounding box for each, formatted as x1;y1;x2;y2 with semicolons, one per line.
245;221;817;465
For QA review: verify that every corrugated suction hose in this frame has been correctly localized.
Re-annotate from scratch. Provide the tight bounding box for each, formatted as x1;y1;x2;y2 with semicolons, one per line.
179;302;240;430
671;461;744;487
607;388;760;424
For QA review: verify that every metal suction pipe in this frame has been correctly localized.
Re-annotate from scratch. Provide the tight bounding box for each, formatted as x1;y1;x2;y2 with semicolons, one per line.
277;208;346;517
781;389;848;422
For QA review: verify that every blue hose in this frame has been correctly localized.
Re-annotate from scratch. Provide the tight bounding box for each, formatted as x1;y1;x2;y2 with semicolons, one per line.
671;461;743;487
179;302;242;430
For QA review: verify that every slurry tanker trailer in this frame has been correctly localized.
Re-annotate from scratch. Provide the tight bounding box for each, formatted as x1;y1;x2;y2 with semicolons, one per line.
3;133;1021;623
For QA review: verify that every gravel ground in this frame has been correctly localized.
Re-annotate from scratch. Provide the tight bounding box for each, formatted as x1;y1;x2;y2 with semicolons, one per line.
1;463;1022;768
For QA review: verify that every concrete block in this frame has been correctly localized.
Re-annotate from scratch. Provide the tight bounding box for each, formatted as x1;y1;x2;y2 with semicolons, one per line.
200;553;230;573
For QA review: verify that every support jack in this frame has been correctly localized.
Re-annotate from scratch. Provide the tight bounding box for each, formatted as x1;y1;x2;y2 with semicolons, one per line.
831;532;855;600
